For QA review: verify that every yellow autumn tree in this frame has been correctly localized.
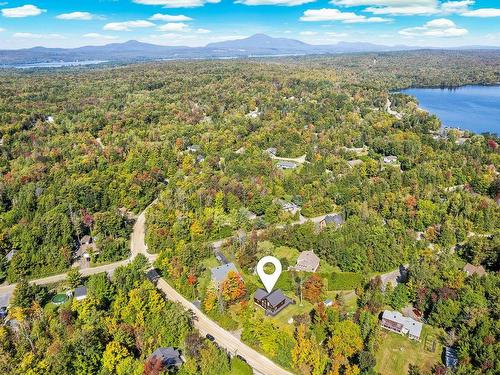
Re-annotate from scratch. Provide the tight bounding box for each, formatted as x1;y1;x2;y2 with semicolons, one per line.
292;324;328;375
327;320;363;375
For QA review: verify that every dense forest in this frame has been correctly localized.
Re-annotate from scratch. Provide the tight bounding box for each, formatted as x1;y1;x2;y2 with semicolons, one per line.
0;50;499;374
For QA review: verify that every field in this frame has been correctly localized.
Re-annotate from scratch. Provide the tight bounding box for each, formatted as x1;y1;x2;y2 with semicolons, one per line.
374;325;444;375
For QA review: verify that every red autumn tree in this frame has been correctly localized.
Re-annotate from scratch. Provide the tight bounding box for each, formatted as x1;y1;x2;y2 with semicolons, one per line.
187;273;197;286
143;356;164;375
303;274;324;304
221;271;246;303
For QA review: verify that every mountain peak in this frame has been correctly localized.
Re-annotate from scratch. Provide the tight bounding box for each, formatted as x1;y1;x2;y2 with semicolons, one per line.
206;33;308;50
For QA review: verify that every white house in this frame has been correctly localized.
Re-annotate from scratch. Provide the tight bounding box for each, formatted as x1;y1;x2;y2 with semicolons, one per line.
381;310;423;341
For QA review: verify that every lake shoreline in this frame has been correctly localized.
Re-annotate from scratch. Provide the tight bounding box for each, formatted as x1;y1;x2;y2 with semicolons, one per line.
400;85;500;135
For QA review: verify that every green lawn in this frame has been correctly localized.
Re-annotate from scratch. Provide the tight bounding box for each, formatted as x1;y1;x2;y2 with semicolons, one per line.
375;325;444;375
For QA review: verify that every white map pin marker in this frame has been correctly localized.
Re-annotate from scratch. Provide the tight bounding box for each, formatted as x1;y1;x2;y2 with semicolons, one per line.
256;256;282;293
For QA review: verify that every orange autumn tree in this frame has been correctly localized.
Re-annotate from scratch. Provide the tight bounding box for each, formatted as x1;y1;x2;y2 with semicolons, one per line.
303;274;324;304
221;271;246;304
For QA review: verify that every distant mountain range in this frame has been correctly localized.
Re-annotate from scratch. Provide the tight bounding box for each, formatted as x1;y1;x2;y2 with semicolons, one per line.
1;33;499;66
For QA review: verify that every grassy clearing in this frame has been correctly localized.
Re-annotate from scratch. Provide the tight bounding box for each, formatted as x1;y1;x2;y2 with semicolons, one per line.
375;325;443;375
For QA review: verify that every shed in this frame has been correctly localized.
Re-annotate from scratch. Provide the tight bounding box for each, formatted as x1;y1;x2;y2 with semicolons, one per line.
74;286;87;301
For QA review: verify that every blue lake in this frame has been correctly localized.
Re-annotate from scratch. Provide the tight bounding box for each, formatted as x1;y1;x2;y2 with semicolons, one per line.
402;85;500;135
9;60;107;69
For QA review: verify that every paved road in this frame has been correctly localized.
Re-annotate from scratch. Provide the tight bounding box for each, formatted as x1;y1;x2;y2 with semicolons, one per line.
0;202;157;296
156;278;292;375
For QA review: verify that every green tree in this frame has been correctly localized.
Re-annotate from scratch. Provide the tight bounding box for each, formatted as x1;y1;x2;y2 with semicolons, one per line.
66;267;83;289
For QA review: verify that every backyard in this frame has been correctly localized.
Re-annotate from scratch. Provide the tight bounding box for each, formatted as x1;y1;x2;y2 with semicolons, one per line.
374;325;444;375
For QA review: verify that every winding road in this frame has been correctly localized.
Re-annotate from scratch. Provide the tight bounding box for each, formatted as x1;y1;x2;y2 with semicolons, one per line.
0;201;292;375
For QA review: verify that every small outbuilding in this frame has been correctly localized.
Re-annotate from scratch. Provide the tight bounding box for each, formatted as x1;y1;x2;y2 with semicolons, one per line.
74;286;88;301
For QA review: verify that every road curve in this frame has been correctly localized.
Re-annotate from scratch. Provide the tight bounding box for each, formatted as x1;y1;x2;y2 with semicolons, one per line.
156;278;292;375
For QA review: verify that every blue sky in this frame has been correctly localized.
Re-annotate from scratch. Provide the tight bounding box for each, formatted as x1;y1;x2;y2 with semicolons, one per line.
0;0;499;49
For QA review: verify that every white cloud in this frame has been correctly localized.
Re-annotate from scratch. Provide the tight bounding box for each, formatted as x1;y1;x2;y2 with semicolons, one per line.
103;20;155;31
441;1;474;13
157;22;189;31
331;0;435;5
301;8;391;23
300;31;318;35
362;1;475;15
325;31;348;37
56;12;94;20
399;18;468;37
365;5;439;15
133;0;220;7
13;32;66;39
195;28;211;33
1;4;45;17
83;33;118;40
236;0;315;5
462;8;500;17
149;13;192;21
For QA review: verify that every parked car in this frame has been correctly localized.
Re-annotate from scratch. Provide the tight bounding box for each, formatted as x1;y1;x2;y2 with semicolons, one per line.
146;268;160;284
236;354;247;363
205;334;215;342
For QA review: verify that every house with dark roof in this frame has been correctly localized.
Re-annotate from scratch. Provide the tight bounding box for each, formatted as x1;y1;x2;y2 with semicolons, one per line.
254;288;294;316
381;310;423;341
148;347;183;369
319;214;344;230
210;263;240;289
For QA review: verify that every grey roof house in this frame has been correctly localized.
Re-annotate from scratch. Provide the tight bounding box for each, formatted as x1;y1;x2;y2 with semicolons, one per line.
291;250;320;273
148;347;183;369
320;214;344;229
254;288;293;316
381;310;423;341
277;199;300;215
265;147;277;156
383;155;398;164
277;160;298;170
210;263;240;289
